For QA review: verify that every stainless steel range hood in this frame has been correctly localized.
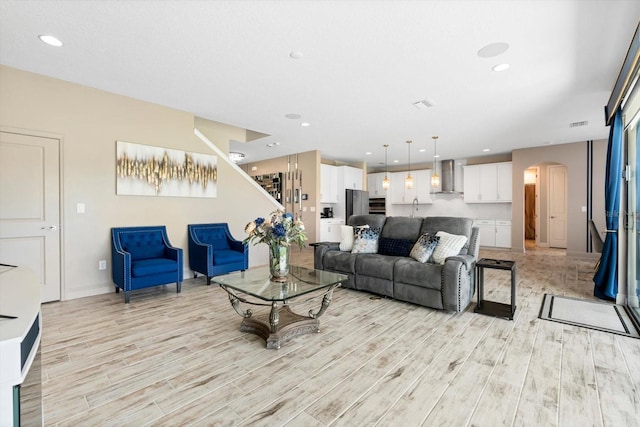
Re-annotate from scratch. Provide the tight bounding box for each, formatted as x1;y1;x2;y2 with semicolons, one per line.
436;159;463;194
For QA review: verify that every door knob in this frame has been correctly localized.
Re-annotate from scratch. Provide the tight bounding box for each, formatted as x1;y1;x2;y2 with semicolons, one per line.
41;225;58;230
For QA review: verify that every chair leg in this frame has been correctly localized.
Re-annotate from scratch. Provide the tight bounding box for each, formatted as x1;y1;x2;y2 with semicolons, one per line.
115;287;120;293
124;291;130;304
193;272;197;278
177;282;182;294
207;276;212;286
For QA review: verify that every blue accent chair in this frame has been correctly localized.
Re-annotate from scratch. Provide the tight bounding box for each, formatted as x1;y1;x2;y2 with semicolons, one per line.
188;223;248;285
111;226;183;303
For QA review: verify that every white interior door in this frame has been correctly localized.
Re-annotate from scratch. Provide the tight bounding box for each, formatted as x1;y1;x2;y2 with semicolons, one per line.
548;165;568;248
0;131;61;302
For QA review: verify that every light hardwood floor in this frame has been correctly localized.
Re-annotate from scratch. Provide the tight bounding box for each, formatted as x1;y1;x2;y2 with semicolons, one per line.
41;247;640;426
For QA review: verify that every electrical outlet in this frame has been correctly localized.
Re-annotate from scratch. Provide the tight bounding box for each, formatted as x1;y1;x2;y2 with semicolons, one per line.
98;260;107;270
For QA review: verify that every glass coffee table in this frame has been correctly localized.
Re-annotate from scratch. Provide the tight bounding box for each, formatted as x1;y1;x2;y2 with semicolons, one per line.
213;265;347;349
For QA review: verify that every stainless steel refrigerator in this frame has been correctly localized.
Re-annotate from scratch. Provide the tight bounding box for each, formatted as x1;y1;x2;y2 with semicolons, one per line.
345;189;369;220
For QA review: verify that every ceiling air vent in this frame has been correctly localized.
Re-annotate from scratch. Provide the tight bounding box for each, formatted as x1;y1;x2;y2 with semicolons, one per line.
413;99;435;110
569;120;588;128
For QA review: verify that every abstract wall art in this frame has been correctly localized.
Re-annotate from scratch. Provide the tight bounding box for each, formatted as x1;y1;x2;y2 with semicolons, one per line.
116;140;217;198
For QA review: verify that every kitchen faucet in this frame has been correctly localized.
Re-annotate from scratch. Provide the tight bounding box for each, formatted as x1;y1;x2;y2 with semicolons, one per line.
411;197;419;218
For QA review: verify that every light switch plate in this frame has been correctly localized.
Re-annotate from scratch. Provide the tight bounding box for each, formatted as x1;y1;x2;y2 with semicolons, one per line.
77;203;85;213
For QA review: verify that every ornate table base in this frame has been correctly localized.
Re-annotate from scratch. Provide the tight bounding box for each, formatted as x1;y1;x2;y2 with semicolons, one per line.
241;305;320;349
214;266;346;349
221;283;338;349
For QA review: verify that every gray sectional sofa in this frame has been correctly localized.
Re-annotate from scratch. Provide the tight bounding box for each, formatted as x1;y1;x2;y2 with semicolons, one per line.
313;215;479;312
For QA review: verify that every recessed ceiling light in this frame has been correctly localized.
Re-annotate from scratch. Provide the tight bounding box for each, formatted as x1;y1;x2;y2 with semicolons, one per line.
289;51;303;59
300;122;310;127
477;42;509;58
365;152;372;155
393;160;399;163
38;34;63;47
434;154;440;158
285;113;301;120
419;148;426;153
492;63;510;72
482;148;491;152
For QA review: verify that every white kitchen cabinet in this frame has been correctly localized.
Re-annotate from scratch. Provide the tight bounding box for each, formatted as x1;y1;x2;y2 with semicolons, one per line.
389;169;432;204
367;172;388;197
320;164;338;203
413;169;433;204
338;166;363;190
474;219;496;247
320;219;344;242
464;162;512;203
496;162;512;202
495;220;512;248
474;219;512;248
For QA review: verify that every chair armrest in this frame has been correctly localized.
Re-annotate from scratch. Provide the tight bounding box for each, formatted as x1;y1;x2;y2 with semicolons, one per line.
442;254;477;312
445;254;476;271
164;246;183;281
229;239;245;253
164;245;181;260
313;242;341;270
111;248;131;289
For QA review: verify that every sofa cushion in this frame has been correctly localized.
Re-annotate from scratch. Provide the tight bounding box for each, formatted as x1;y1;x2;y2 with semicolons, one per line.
355;254;399;280
352;226;380;254
322;251;359;274
378;237;413;257
379;216;423;241
410;232;440;263
339;225;354;251
420;217;473;255
120;232;166;261
212;249;244;265
196;228;230;250
347;214;387;230
132;258;178;277
432;231;468;264
394;258;443;290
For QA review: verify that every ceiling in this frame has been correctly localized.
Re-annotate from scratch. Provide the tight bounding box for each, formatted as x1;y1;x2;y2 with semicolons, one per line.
1;1;639;168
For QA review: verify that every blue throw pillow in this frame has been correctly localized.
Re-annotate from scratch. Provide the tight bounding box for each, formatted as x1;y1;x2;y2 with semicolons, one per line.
410;232;440;263
378;237;414;257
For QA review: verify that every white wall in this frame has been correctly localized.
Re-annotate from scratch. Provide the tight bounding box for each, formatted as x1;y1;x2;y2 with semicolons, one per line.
0;66;276;300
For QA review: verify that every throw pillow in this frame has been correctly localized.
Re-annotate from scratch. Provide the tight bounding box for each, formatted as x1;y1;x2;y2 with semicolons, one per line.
410;232;440;263
432;231;468;264
351;226;380;254
378;237;414;257
339;225;354;251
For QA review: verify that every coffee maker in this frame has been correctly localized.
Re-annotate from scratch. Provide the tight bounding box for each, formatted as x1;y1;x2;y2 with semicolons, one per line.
322;207;334;218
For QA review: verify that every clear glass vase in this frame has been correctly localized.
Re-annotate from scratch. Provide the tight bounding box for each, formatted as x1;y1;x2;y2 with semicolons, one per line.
269;244;290;282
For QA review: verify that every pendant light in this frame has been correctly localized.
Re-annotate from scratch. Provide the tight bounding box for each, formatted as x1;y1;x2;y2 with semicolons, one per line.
431;136;440;188
382;144;390;190
405;140;413;189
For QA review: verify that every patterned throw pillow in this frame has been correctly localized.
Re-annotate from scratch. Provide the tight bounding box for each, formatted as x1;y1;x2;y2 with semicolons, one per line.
339;225;354;251
351;226;381;254
410;232;440;263
378;237;414;257
431;231;468;264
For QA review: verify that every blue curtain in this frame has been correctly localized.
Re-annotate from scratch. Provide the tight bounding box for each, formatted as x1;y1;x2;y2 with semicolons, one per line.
636;128;639;298
594;108;623;300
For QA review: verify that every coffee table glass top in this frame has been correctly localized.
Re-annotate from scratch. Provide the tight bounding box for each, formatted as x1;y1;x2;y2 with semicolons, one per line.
213;265;347;301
